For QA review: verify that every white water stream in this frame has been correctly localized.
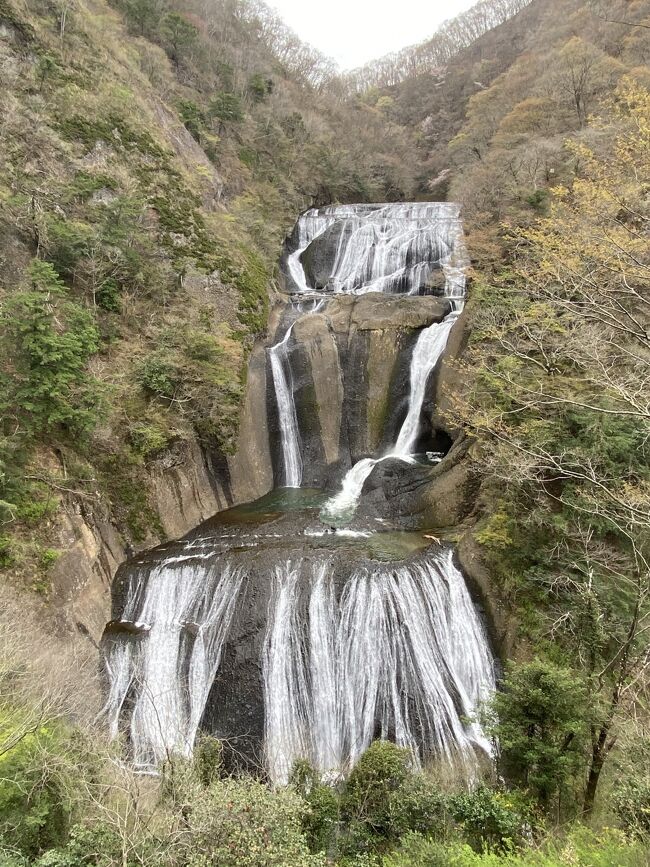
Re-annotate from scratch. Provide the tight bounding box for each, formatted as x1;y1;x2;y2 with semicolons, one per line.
102;558;244;768
264;550;495;784
268;323;303;488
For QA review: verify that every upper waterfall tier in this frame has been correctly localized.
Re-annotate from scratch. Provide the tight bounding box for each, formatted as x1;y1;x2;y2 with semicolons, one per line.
285;202;466;298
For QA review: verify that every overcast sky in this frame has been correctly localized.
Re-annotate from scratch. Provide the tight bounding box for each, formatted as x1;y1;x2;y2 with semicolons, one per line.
268;0;478;70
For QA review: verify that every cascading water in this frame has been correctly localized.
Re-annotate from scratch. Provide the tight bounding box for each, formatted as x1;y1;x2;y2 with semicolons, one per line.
103;201;495;788
268;323;303;488
264;549;494;785
101;554;244;768
315;203;468;523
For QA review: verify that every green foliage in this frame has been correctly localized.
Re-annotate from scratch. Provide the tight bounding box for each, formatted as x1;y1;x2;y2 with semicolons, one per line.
121;0;163;37
209;91;244;123
447;788;528;852
247;73;273;103
136;352;179;399
612;776;650;838
291;760;341;854
42;216;95;280
178;99;205;142
95;278;121;313
36;54;61;91
0;535;15;568
489;661;589;807
383;832;452;866
32;824;125;866
63;172;117;204
0;260;102;440
38;548;60;571
128;419;170;458
193;734;223;787
340;741;442;855
14;489;59;527
57;113;166;158
97;451;161;542
161;13;198;67
179;776;323;866
0;713;74;858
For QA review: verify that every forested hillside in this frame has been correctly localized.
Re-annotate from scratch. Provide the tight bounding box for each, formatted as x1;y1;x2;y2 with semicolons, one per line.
0;0;649;864
0;0;416;601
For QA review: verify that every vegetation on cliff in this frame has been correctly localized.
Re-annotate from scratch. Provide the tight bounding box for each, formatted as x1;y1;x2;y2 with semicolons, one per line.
0;0;649;863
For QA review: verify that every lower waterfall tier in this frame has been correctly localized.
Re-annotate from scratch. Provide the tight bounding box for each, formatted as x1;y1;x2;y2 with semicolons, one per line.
102;494;495;784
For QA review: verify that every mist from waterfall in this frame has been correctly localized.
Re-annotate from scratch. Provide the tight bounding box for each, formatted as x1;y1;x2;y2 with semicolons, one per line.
264;549;495;785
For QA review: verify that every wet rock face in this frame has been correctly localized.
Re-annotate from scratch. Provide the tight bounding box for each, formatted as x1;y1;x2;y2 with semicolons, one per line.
262;293;451;490
300;221;354;290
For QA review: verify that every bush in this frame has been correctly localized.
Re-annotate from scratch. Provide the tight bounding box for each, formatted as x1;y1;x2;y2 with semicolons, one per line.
193;734;223;787
0;713;75;858
179;776;323;866
383;832;453;867
135;353;179;399
447;787;526;852
291;760;340;854
210;92;244;124
612;777;650;837
0;260;102;440
340;741;445;854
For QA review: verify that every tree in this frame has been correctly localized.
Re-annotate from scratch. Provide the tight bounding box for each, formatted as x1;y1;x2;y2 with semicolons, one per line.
0;260;101;440
452;78;650;815
489;660;590;809
160;12;198;68
546;36;623;126
209;91;243;124
122;0;164;37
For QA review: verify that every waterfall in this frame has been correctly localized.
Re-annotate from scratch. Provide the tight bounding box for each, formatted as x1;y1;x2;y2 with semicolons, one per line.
288;202;465;296
263;549;495;784
320;203;468;522
268;323;303;488
101;556;244;769
389;315;457;457
104;200;495;789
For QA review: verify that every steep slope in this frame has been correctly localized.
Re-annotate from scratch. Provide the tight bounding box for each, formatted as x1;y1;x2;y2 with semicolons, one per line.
0;0;416;635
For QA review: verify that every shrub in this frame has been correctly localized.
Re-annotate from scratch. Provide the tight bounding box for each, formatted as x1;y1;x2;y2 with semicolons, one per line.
0;535;15;568
179;776;323;866
612;777;650;837
383;832;453;867
0;713;75;858
193;734;223;787
135;353;179;399
248;73;273;102
210;92;244;124
341;741;418;854
447;787;526;852
0;260;102;440
291;760;341;854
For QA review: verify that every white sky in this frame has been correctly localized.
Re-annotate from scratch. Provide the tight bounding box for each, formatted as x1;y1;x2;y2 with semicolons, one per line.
269;0;478;70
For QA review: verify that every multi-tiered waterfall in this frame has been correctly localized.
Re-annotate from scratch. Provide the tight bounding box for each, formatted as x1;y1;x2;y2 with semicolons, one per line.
102;202;496;785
